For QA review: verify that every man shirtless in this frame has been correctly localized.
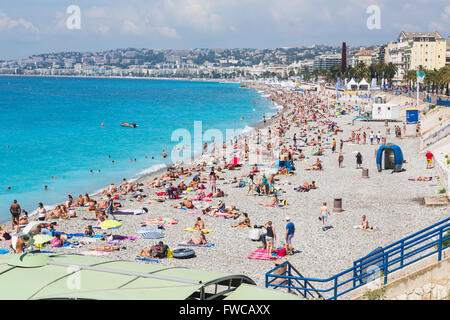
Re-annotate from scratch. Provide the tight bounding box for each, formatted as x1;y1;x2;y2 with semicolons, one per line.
10;200;21;228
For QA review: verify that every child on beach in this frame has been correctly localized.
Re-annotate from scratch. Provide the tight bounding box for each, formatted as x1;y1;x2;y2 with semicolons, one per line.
319;202;330;231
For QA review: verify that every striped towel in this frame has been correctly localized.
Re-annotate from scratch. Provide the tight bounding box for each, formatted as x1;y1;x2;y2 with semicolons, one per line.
177;243;215;248
248;248;279;261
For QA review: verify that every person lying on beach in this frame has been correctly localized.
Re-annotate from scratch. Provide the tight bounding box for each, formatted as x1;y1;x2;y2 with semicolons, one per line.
278;166;291;176
295;181;311;192
171;199;195;209
213;189;225;198
411;176;432;182
305;159;323;171
231;213;251;228
251;164;260;173
185;232;207;245
103;184;117;196
193;217;205;231
85;193;91;204
0;226;12;241
263;194;279;207
84;225;95;237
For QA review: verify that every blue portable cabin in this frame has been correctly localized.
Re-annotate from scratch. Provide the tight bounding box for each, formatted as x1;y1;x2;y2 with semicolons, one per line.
406;108;419;123
376;144;404;172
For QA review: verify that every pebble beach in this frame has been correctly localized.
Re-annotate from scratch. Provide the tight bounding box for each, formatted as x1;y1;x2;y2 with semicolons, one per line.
1;83;448;294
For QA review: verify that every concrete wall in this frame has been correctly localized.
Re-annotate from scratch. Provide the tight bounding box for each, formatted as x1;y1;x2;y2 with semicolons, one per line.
351;248;450;300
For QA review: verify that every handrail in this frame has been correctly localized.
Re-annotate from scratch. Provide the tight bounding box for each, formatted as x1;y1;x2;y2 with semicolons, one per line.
266;218;450;299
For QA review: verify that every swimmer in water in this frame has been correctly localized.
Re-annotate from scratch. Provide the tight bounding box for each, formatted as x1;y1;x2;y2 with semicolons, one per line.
162;150;167;158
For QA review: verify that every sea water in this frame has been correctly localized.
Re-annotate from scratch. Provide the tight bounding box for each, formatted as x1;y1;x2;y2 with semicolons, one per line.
0;76;275;222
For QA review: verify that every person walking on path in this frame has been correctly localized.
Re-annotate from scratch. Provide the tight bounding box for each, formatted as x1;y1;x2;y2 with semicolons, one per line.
338;153;344;168
356;152;363;169
319;202;330;231
285;217;295;255
425;150;434;169
106;194;117;220
10;200;21;228
209;168;217;194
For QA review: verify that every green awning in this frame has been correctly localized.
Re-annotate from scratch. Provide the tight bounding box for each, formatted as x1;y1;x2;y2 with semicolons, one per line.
224;284;302;300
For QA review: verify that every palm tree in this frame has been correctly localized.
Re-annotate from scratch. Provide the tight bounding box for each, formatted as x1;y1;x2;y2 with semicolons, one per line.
384;63;397;86
354;62;369;81
403;70;417;90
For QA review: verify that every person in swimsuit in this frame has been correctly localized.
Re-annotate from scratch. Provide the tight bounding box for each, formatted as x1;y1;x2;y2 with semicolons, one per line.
265;221;276;258
320;202;330;231
186;231;207;245
37;202;47;221
209;168;217;194
0;226;11;241
193;217;205;231
10;200;21;228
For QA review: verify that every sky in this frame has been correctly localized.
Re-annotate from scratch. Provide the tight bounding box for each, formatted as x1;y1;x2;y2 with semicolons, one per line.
0;0;449;60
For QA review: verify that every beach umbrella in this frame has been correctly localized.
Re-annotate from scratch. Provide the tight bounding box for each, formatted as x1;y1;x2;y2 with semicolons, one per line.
33;234;53;246
141;231;164;239
99;220;123;230
22;221;47;235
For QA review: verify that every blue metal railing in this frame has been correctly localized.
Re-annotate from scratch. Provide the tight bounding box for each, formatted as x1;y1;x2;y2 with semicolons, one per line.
266;217;450;300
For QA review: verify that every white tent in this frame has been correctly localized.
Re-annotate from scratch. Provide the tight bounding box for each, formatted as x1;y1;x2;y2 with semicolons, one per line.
346;78;358;90
358;79;370;91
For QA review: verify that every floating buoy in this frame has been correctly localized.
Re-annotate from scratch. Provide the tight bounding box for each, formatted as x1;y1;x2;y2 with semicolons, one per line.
101;123;104;127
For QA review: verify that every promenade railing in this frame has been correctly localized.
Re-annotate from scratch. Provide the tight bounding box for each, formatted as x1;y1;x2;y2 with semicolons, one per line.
265;217;450;300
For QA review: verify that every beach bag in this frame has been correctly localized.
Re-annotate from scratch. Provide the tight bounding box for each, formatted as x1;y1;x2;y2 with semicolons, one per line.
167;249;173;258
275;248;286;257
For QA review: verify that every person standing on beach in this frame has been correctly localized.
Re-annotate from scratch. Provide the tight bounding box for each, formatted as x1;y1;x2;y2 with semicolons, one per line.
209;168;217;194
332;138;336;153
339;139;344;153
370;131;374;145
425;150;434;169
106;194;117;220
319;202;330;231
356;152;363;169
265;221;276;258
10;200;21;228
376;131;381;144
285;217;295;255
338;153;344;168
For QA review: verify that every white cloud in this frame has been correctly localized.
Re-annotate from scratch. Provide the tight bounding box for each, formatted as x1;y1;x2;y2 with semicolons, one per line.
0;10;38;32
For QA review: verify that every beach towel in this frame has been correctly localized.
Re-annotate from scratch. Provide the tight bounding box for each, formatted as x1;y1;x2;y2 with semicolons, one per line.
136;257;160;263
186;212;202;215
141;231;165;239
0;249;9;254
183;228;211;234
248;248;280;261
99;220;123;229
142;218;177;226
177;243;215;248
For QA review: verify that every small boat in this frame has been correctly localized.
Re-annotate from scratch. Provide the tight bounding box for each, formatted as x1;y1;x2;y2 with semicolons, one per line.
121;123;139;128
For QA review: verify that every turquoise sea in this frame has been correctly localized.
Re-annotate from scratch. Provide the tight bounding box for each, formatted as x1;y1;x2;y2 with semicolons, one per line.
0;76;276;223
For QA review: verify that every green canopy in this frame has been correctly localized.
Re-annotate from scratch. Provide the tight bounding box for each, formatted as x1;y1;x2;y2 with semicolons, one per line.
0;253;258;300
224;284;302;300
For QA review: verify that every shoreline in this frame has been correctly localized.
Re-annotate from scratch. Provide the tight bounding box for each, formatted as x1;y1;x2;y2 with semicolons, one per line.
0;73;245;84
